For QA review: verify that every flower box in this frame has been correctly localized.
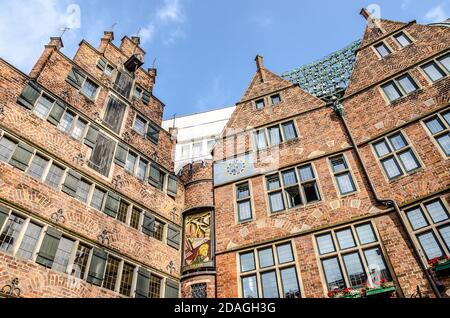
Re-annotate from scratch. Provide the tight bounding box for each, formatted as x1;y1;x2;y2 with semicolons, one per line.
365;286;396;297
433;260;450;273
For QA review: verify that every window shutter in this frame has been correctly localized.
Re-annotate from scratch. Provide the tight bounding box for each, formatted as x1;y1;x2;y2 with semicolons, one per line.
84;125;99;148
165;279;180;298
9;142;34;171
36;227;62;268
66;67;86;89
0;205;10;231
167;225;180;250
61;169;81;197
141;90;151;105
47;101;66;126
146;124;159;144
104;192;120;218
114;142;128;167
17;82;41;110
135;268;150;298
86;248;108;286
142;212;155;236
97;57;107;71
167;175;178;197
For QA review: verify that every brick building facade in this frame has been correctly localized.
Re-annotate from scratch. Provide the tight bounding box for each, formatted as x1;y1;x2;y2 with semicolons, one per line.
0;9;449;299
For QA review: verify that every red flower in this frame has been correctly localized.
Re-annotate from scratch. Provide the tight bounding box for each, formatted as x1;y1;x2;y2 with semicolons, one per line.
334;288;339;294
380;278;387;284
328;291;335;298
343;288;351;294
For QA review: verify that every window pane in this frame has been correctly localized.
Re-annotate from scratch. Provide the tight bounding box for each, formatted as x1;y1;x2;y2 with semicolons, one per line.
255;99;265;110
0;137;17;162
88;133;115;177
268;126;281;145
0;214;25;252
375;43;390;57
417;232;443;260
181;144;190;159
16;223;42;260
271;94;281;105
130;207;141;229
438;225;450;250
398;150;420;172
238;200;252;221
422;62;445;82
373;140;391;157
133;116;146;135
45;164;65;188
58;110;75;133
424;200;449;224
316;233;335;255
119;263;135;296
242;275;258;298
282;122;297;141
389;133;407;150
285;187;302;208
280;267;300;298
438;54;450;72
298;165;314;181
237;183;250;199
52;237;74;273
269;191;285;213
302;182;320;202
240;252;255;272
322;257;346;291
149;274;162;298
137;159;147;181
382;82;401;101
282;169;297;186
125;152;137;172
364;247;391;281
330;155;347;173
71;119;87;141
443;111;450;126
103;256;120;291
436;134;450;156
277;243;294;263
355;224;377;245
117;201;129;223
72;244;91;279
81;79;98;99
395;33;411;47
397;75;417;94
192;142;202;158
266;174;281;190
33;95;54;119
336;173;356;194
258;248;274;268
90;187;106;210
406;207;429;230
27;155;49;180
342;253;367;288
381;157;402;179
336;228;356;250
425;117;445;134
75;179;91;203
255;130;267;149
261;271;279;298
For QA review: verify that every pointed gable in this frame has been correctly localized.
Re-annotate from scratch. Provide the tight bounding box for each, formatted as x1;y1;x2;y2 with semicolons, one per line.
360;19;408;48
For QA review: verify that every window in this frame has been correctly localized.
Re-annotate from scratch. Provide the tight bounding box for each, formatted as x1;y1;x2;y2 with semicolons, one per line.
90;187;106;210
149;274;162;298
75;179;92;203
27;154;49;181
117;201;129;224
80;78;99;100
266;174;285;213
282;121;297;141
103;255;120;291
405;198;450;262
255;99;265;110
45;163;65;188
97;57;115;76
254;130;268;150
236;183;252;222
329;155;356;195
130;207;141;230
239;242;300;298
421;61;446;82
0;214;25;252
316;222;392;292
192;142;203;158
0;136;17;162
125;151;138;173
133;115;146;135
149;165;165;190
298;164;321;203
255;121;298;150
381;74;418;102
71;118;87;141
191;283;207;298
119;263;135;296
374;42;391;58
113;71;133;99
103;96;126;133
72;244;91;279
437;53;450;73
52;237;75;273
373;132;421;180
394;32;412;47
271;94;281;105
88;133;116;177
181;144;190;159
33;94;55;119
58;110;75;133
268;126;282;146
424;110;450;156
16;223;42;260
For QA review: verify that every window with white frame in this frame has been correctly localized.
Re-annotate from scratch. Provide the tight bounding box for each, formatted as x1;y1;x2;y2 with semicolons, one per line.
316;222;392;292
236;182;253;222
372;131;421;180
423;109;450;156
192;142;203;158
421;53;449;82
381;73;419;102
404;197;450;262
254;121;298;150
0;136;17;162
393;32;412;48
239;242;300;298
374;42;391;58
180;144;190;159
329;155;357;195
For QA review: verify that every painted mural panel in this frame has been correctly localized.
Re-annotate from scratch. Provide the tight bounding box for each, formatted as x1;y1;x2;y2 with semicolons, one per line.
183;211;214;272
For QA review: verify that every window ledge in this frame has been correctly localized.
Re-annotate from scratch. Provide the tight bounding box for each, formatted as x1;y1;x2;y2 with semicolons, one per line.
387;167;424;184
389;88;423;106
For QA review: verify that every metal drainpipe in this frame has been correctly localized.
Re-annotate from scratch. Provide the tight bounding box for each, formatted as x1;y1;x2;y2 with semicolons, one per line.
330;97;442;298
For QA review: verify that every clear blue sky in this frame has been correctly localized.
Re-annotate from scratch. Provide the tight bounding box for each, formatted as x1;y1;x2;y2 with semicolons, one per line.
0;0;448;119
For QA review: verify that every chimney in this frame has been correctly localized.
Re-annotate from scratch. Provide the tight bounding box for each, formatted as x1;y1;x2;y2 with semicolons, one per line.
99;31;114;53
255;55;266;83
131;36;141;45
360;7;383;31
360;8;371;20
148;68;157;90
29;37;63;79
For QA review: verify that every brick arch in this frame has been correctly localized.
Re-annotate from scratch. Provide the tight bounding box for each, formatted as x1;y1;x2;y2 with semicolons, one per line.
64;210;102;236
11;183;53;211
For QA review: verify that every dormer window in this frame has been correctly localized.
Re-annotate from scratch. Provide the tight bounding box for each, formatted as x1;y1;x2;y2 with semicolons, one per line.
271;94;281;105
394;32;412;48
255;99;265;110
374;42;391;58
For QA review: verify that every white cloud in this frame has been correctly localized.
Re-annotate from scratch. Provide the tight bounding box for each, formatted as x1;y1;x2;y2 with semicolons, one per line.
0;0;80;72
424;4;448;23
157;0;184;24
140;25;156;44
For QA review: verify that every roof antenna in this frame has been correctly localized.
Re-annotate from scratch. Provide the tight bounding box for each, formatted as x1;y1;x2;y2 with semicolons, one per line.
152;58;157;69
109;22;117;31
59;27;71;38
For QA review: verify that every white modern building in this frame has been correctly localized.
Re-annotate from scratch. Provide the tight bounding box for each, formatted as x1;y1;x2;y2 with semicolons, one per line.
162;106;236;173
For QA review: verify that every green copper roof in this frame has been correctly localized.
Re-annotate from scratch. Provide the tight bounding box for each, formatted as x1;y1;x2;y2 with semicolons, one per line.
281;39;361;99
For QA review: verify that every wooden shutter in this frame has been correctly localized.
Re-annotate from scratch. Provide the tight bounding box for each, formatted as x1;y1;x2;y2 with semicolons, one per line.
47;100;66;126
142;212;155;236
114;71;133;98
165;279;180;298
97;57;107;71
114;142;128;168
167;175;178;197
167;225;180;250
103;97;126;133
135;268;150;298
0;205;10;231
17;82;41;109
141;90;151;105
148;165;163;190
61;170;81;197
104;192;120;218
87;133;115;177
86;248;108;286
66;67;86;89
146;124;159;144
83;125;99;148
9;142;34;171
36;227;62;268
